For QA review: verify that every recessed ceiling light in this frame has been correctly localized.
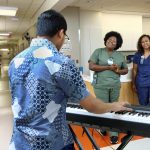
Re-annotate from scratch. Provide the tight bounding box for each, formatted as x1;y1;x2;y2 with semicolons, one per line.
0;6;18;16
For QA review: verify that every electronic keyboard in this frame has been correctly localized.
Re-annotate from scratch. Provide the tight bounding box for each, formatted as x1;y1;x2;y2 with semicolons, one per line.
66;103;150;137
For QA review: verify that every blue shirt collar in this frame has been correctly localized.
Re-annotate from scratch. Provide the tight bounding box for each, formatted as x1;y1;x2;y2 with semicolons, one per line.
30;38;58;53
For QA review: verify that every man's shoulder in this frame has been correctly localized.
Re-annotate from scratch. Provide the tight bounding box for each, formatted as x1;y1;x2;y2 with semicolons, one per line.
55;54;73;66
9;47;31;66
15;47;31;58
46;52;74;68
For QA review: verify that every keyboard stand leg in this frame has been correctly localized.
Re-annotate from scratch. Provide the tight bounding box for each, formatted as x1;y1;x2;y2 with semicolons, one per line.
68;124;84;150
116;133;133;150
82;128;85;136
82;127;100;150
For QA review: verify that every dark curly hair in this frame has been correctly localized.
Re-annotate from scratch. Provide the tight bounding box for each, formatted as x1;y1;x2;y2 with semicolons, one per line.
104;31;123;50
137;34;150;54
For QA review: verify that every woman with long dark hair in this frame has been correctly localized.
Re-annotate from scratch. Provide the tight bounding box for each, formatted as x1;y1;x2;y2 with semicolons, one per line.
132;34;150;105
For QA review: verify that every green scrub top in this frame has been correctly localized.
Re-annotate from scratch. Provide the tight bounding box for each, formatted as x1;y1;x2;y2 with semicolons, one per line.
89;48;127;89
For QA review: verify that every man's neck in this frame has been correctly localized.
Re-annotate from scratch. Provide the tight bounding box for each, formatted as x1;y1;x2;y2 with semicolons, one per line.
36;35;59;51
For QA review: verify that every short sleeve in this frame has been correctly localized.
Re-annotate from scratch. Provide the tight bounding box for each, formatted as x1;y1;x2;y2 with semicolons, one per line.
89;48;100;64
54;59;90;103
133;52;140;64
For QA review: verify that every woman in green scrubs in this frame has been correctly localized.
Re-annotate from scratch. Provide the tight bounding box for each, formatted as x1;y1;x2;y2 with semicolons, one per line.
89;31;128;144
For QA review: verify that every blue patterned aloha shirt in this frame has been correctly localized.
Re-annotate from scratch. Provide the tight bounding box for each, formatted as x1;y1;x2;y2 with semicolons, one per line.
8;38;89;150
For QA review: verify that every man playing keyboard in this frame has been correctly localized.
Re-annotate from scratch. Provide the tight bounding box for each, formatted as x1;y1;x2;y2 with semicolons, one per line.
8;9;132;150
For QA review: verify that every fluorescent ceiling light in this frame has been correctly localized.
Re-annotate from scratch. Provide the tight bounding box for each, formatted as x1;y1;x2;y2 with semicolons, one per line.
0;48;9;51
0;40;7;43
0;6;18;16
0;32;11;36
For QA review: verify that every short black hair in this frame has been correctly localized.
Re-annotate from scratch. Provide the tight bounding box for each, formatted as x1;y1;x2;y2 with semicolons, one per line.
104;31;123;50
36;9;67;37
137;34;150;54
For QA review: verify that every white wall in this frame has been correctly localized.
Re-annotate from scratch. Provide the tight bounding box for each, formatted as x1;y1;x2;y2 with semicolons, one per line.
80;12;143;74
80;10;103;74
101;13;142;51
142;17;150;34
61;7;80;61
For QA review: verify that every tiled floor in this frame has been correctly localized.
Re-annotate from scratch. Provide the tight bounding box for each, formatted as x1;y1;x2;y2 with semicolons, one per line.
72;125;150;150
101;138;150;150
0;65;150;150
0;65;13;150
0;107;13;150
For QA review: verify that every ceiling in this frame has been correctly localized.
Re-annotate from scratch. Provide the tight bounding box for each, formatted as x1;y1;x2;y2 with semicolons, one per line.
0;0;45;45
0;0;150;47
71;0;150;15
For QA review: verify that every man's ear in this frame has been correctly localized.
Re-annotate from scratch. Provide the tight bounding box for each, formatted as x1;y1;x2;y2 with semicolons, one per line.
57;29;64;39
